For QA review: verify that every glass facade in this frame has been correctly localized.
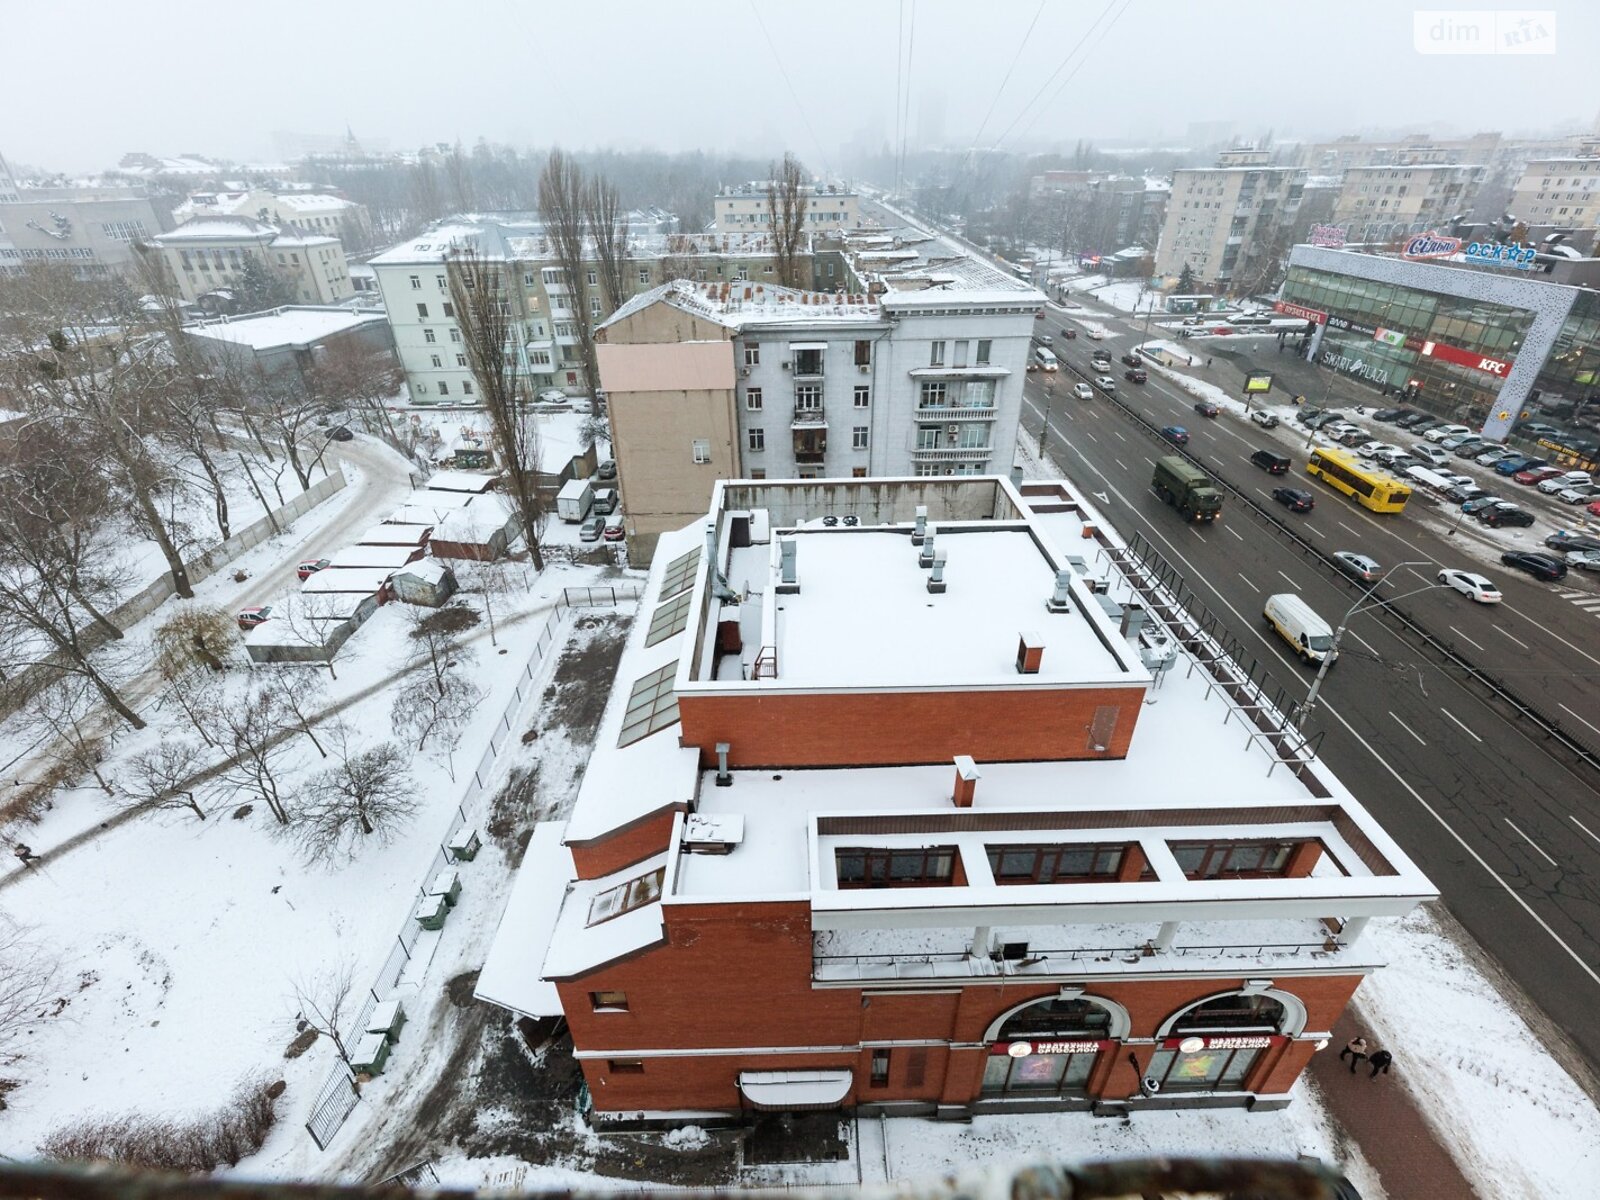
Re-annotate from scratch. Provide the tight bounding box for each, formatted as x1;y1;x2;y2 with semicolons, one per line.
1533;290;1600;434
1282;265;1535;424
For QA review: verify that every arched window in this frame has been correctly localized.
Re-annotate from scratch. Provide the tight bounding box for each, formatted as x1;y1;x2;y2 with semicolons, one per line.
1171;992;1286;1034
981;994;1127;1099
1145;988;1306;1096
996;997;1113;1041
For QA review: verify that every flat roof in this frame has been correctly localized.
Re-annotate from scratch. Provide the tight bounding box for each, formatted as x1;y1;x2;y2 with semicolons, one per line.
184;307;384;351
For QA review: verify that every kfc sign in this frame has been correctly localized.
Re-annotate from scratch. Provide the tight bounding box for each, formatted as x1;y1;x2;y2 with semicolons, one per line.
1419;339;1512;376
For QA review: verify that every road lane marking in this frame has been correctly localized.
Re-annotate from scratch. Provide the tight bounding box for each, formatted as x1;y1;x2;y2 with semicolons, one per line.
1224;525;1245;542
1112;430;1127;442
1505;819;1559;868
1348;630;1378;654
1500;603;1600;670
1559;703;1600;739
1188;525;1204;539
1492;626;1530;649
1305;523;1326;539
1277;570;1300;589
1388;711;1427;745
1338;520;1361;536
1237;573;1260;593
1448;625;1486;652
1440;707;1482;741
1115;459;1128;471
1572;815;1600;847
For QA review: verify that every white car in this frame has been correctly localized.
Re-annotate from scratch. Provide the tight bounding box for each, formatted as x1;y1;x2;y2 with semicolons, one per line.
1410;443;1452;466
1537;470;1592;494
1558;484;1600;504
1072;382;1094;401
1324;422;1362;441
1086;328;1105;340
1438;568;1502;604
1355;440;1394;458
1425;424;1473;442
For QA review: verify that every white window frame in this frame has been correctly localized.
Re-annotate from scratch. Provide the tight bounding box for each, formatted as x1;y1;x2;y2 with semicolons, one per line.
692;439;712;464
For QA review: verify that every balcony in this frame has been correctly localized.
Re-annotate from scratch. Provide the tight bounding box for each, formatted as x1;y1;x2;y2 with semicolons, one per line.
914;403;997;421
911;444;993;462
791;408;827;429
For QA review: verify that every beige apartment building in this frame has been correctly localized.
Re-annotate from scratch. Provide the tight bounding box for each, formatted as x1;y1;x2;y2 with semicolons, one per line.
173;188;372;245
148;216;352;305
1330;164;1483;241
715;181;861;232
1155;163;1305;291
1509;148;1600;228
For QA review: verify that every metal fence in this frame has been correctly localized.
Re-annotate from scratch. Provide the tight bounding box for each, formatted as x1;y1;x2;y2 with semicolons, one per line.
302;585;641;1150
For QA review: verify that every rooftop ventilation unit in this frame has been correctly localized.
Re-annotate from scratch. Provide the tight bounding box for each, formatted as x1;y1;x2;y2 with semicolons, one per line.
1016;632;1045;675
917;530;936;569
911;505;928;546
683;813;745;854
952;755;980;807
926;547;948;594
777;537;800;594
1046;569;1073;614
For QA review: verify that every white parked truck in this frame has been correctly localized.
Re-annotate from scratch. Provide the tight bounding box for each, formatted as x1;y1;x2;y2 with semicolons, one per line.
1263;593;1338;665
556;477;594;523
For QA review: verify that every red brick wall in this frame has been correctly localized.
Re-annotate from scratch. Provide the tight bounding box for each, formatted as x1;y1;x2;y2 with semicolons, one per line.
568;807;682;880
677;686;1144;769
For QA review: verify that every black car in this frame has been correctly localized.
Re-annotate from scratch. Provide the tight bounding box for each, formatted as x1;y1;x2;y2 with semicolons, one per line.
1501;551;1568;581
1371;407;1409;422
1545;531;1600;554
1482;505;1534;528
1060;327;1077;339
1124;367;1147;384
1272;486;1315;513
1120;352;1142;368
1193;400;1220;418
326;425;354;442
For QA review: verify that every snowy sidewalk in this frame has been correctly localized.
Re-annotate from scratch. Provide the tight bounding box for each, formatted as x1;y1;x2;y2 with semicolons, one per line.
1310;1006;1480;1200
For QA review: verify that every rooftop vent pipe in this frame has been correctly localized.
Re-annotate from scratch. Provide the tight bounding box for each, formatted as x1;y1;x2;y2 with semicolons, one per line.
953;755;980;807
1046;569;1073;614
918;530;936;569
777;537;799;594
912;505;928;546
926;548;948;594
1120;603;1147;641
1016;632;1045;675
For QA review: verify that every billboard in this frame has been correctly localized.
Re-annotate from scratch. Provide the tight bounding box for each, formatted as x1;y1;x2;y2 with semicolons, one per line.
1401;232;1464;261
1244;372;1274;394
1308;224;1347;248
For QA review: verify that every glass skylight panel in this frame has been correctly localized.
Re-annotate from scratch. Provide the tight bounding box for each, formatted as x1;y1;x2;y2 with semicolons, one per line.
618;661;680;746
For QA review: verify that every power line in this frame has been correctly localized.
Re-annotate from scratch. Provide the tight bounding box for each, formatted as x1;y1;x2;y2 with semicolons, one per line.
893;0;905;194
970;0;1048;151
747;0;831;174
900;0;918;192
1013;0;1134;147
988;0;1123;154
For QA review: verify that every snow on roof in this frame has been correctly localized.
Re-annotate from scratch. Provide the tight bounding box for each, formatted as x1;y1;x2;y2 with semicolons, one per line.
366;223;488;265
474;822;572;1017
183;307;384;351
269;231;340;249
361;522;432;545
300;566;394;594
327;544;421;570
598;279;882;335
152;216;274;243
425;470;498;494
272;192;357;212
394;559;451;585
540;851;669;979
431;492;518;541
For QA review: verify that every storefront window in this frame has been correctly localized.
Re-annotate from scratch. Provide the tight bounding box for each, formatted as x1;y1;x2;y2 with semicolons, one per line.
980;996;1117;1098
1140;992;1291;1094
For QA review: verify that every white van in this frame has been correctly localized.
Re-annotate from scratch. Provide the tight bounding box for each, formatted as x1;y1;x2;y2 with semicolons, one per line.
1033;346;1059;371
1263;593;1338;665
1403;465;1456;495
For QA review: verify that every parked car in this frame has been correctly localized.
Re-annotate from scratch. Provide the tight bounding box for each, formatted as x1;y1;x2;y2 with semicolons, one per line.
1557;484;1600;504
1272;486;1315;513
1474;447;1518;467
1537;470;1592;493
1332;551;1382;583
1445;483;1487;503
1193;400;1220;418
1249;410;1280;428
1494;456;1545;476
1481;504;1534;528
1566;550;1600;571
1370;407;1408;422
1394;412;1436;429
536;388;569;405
1410;443;1452;466
1515;420;1565;439
1461;495;1505;515
1072;381;1094;401
1445;436;1486;455
592;487;619;515
326;425;354;442
1124;368;1147;384
1545;530;1600;554
1514;465;1564;485
579;515;605;542
236;605;274;629
1437;569;1502;604
1500;551;1568;581
597;459;618;480
1095;375;1118;393
1160;425;1190;445
1426;424;1474;442
602;519;627;542
1227;314;1273;327
296;558;331;581
1302;410;1342;429
1335;428;1369;447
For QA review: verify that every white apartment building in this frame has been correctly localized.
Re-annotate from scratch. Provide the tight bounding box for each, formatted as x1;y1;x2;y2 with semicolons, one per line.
716;181;861;231
1509;151;1600;228
148;216;352;304
1330;164;1483;241
1155;164;1305;291
173;188;372;243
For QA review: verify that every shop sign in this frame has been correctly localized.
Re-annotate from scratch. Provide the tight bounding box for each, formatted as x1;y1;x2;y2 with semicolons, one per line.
1401;232;1464;261
1418;339;1513;376
1463;241;1537;270
1326;314;1378;338
1274;300;1326;324
1308;224;1347;248
1320;351;1393;386
1373;327;1407;349
995;1040;1111;1057
1160;1035;1280;1050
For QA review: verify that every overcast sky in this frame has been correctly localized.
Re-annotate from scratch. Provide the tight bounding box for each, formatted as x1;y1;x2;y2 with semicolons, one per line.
6;0;1595;173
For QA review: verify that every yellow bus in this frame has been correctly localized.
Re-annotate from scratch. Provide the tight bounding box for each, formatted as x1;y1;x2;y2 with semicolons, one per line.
1306;446;1411;513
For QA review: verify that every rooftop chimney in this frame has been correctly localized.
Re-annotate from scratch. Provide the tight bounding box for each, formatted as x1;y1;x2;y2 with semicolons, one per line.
911;505;928;546
926;547;948;594
953;756;980;807
1120;602;1147;641
777;537;799;594
1016;632;1045;675
703;521;718;570
1046;569;1072;614
918;530;936;569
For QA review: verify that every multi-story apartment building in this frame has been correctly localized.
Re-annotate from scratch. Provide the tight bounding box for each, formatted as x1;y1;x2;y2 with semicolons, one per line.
1508;145;1600;228
148;216;352;305
716;181;861;232
172;187;372;245
367;215;825;403
477;473;1435;1124
593;232;1041;557
1298;133;1503;174
0;157;166;279
1330;164;1483;242
1155;161;1305;291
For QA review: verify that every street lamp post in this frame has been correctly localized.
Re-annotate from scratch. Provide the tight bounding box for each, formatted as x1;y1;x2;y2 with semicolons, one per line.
1039;381;1056;462
1297;561;1432;730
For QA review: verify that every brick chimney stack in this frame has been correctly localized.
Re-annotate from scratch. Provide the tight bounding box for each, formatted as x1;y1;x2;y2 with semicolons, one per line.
953;755;981;807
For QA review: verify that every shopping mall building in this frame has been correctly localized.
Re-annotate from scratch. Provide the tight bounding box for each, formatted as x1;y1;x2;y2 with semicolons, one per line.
1279;244;1600;449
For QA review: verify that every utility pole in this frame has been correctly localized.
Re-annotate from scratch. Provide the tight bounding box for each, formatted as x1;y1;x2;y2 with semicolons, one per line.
1297;562;1433;730
1039;381;1056;463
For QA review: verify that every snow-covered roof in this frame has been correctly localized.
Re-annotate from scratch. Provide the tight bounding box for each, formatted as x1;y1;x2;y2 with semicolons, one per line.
327;544;421;570
183;306;384;352
474;822;572;1017
360;522;432;545
393;558;451;585
151;216;275;243
425;470;498;494
300;566;394;594
598;279;882;335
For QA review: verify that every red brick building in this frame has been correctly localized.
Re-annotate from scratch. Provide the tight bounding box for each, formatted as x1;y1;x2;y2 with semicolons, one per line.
478;476;1434;1124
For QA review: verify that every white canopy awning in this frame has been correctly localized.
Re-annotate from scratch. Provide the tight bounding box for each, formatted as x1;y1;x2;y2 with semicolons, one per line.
787;341;829;351
738;1069;853;1109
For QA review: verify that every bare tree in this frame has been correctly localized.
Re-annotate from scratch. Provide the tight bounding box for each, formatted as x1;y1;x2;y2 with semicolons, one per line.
444;141;476;212
215;683;295;824
294;739;418;863
153;605;236;678
445;246;546;571
390;670;479;757
122;737;210;820
290;961;357;1066
255;367;335;492
537;149;601;401
264;668;330;758
585;174;632;315
311;340;408;453
0;917;63;1067
766;153;811;289
25;673;116;794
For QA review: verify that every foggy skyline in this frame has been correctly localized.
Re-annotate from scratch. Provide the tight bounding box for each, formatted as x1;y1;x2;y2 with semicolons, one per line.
6;0;1597;173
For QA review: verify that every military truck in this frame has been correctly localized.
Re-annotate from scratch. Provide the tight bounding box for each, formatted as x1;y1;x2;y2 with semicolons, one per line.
1152;455;1223;523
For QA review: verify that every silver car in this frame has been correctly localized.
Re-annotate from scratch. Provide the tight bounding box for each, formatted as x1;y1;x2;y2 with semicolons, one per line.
1332;551;1382;583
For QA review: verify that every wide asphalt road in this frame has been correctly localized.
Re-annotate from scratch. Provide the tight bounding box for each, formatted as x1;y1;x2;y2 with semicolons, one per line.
1021;340;1600;1077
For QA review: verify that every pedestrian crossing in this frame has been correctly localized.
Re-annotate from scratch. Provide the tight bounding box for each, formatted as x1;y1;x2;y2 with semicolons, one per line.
1554;584;1600;617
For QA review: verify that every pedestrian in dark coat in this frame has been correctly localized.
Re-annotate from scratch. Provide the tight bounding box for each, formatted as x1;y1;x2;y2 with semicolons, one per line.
1339;1036;1369;1073
1368;1049;1393;1078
